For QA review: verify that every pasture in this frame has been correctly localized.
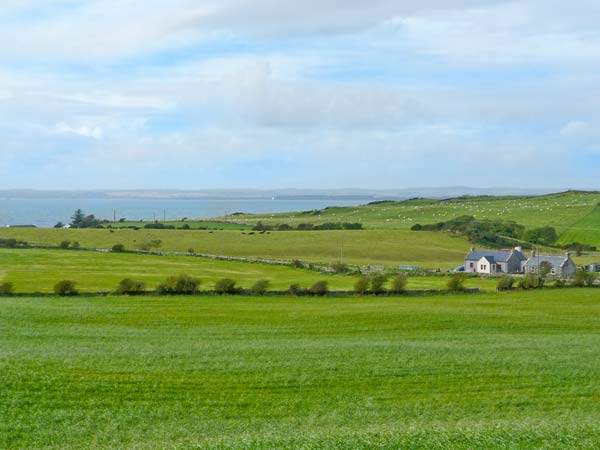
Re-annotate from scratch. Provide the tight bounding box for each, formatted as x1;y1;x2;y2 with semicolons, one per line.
105;220;252;230
219;191;600;245
0;228;472;268
1;290;600;449
0;248;497;293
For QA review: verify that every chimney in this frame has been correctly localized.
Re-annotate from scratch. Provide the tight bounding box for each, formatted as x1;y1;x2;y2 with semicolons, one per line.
470;246;475;252
565;251;571;259
514;246;522;252
531;249;537;258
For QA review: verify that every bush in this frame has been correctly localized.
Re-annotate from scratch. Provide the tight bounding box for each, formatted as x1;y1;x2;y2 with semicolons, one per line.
572;268;596;287
71;241;80;249
59;240;71;249
288;283;304;296
187;248;195;254
137;239;162;251
116;278;146;295
330;261;348;274
354;276;370;295
496;275;515;291
112;244;125;252
250;280;270;296
370;274;388;295
291;259;304;269
309;281;329;296
390;274;408;293
0;238;28;248
157;275;201;294
522;226;558;246
518;274;540;290
447;273;466;291
215;278;237;295
54;280;78;296
0;282;14;295
554;279;566;288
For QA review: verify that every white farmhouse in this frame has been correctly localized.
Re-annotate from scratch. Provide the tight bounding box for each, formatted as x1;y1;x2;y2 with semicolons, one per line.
464;247;527;275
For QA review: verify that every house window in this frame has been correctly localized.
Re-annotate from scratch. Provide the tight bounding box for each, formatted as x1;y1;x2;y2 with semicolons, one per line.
470;262;474;268
531;266;537;273
551;268;556;275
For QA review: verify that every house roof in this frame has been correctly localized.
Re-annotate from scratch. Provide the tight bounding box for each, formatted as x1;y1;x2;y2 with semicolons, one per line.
524;255;570;268
466;249;526;263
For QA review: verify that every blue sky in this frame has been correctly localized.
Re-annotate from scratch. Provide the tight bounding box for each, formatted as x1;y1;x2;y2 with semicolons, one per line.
1;0;599;189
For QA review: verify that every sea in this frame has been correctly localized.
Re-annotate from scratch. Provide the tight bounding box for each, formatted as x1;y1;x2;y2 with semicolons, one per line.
0;198;367;228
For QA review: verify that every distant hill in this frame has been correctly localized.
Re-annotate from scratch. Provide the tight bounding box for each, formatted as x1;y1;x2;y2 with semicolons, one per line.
215;190;600;248
0;187;565;200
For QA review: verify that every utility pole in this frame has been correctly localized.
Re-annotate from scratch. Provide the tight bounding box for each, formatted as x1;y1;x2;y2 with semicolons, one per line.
537;245;541;285
113;210;116;223
163;210;166;221
340;239;344;263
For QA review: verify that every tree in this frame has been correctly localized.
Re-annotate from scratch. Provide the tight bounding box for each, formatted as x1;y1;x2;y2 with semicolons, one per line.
447;273;466;291
354;276;370;295
54;280;78;296
390;274;407;293
215;278;237;294
158;275;200;294
70;209;85;228
309;281;329;296
0;282;14;295
250;280;270;296
116;279;146;295
370;274;388;295
539;261;553;280
54;221;64;229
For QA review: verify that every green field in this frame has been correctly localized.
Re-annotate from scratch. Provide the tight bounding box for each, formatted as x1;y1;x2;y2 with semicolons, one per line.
0;248;497;293
219;191;600;246
2;291;600;449
105;220;252;230
2;191;599;271
0;228;474;268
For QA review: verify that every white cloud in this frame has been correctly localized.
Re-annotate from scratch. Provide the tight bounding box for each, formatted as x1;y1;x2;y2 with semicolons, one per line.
561;120;591;136
394;0;600;66
56;122;104;140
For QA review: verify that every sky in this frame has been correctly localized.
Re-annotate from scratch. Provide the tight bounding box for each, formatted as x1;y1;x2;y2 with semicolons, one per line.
1;0;599;190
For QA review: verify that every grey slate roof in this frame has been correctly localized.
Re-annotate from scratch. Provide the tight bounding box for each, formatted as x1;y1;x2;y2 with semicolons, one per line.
523;255;568;268
465;249;526;263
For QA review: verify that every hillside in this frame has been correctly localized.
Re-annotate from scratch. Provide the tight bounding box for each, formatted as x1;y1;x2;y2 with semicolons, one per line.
218;191;600;247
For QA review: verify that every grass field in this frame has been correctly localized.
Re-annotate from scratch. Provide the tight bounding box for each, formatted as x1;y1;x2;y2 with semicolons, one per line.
105;220;252;230
0;248;498;293
218;191;600;246
2;290;600;449
0;228;474;268
557;205;600;248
